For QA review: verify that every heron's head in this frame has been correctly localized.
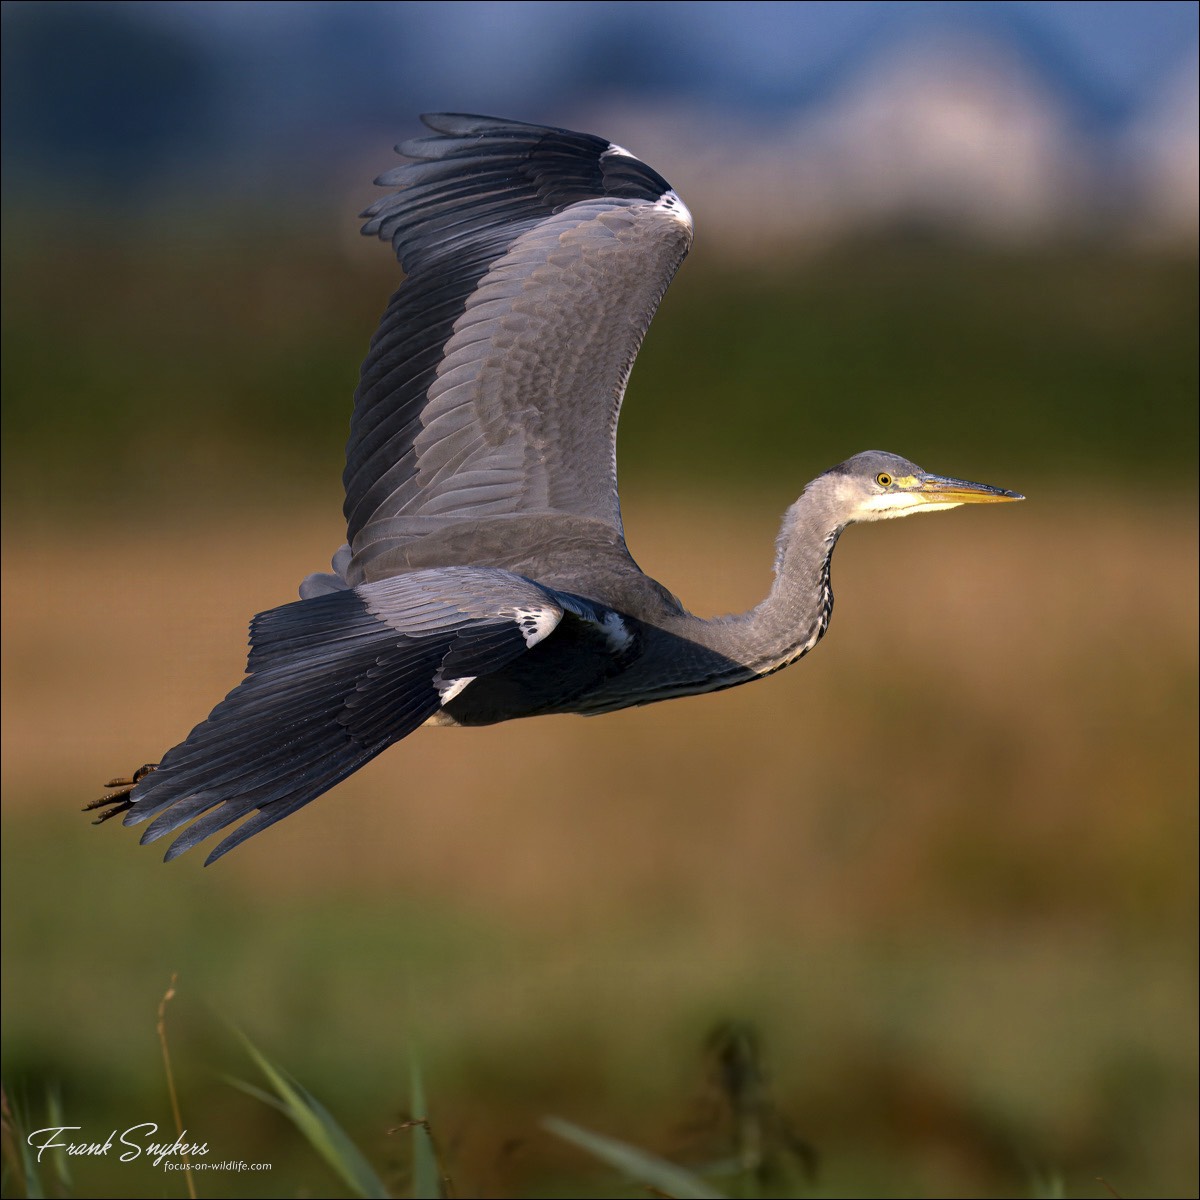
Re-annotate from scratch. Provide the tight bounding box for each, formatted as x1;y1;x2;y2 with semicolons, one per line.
818;450;1023;525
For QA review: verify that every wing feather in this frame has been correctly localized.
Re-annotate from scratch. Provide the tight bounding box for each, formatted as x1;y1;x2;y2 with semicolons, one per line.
122;568;576;863
342;114;693;586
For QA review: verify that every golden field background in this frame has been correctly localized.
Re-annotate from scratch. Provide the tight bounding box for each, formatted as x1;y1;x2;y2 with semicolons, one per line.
3;487;1196;1197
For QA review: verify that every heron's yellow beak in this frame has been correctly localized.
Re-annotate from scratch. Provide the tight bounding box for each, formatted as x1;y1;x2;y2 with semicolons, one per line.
907;473;1025;505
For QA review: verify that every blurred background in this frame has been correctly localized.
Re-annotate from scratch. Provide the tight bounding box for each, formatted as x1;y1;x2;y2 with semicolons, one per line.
2;2;1196;1196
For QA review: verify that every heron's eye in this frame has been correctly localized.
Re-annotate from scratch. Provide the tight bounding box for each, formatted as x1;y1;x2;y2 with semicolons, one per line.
876;472;892;488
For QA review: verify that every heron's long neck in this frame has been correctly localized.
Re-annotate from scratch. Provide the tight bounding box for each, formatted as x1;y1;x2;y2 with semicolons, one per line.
570;489;846;715
698;488;844;675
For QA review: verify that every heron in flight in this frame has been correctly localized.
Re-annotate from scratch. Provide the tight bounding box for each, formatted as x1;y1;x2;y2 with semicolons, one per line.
89;114;1022;864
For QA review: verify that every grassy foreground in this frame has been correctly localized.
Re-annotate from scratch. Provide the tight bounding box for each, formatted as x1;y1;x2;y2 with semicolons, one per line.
2;495;1195;1197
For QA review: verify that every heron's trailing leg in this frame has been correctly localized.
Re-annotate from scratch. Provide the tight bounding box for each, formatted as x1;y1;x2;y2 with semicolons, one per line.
85;763;158;824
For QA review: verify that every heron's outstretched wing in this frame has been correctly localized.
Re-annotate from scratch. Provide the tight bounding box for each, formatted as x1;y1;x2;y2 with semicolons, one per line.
120;568;589;864
343;113;693;583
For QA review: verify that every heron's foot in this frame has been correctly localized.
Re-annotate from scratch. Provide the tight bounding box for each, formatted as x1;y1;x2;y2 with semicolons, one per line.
85;763;159;825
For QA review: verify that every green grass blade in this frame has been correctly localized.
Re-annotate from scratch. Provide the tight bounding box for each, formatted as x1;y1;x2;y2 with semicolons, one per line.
235;1030;390;1200
2;1090;45;1200
407;1053;441;1200
223;1076;290;1116
13;1138;44;1200
43;1088;71;1193
542;1115;725;1200
1028;1167;1066;1199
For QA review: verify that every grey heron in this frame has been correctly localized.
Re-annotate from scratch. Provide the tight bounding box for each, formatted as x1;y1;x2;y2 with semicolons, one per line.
88;113;1022;864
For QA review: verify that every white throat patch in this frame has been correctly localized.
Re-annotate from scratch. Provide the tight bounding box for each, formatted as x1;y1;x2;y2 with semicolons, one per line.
858;492;964;521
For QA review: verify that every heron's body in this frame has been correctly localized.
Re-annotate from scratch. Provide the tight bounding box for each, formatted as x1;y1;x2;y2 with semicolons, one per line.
91;114;1021;863
350;498;835;726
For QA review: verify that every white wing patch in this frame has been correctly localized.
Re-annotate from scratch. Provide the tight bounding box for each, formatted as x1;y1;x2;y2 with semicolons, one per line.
436;675;476;705
600;611;633;653
432;604;562;715
599;145;691;234
512;605;562;649
655;190;694;234
554;596;633;655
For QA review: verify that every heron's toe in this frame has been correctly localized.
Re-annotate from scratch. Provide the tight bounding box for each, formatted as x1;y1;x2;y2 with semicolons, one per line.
85;763;159;824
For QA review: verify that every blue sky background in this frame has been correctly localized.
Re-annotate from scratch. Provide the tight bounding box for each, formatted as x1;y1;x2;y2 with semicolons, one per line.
3;0;1196;213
